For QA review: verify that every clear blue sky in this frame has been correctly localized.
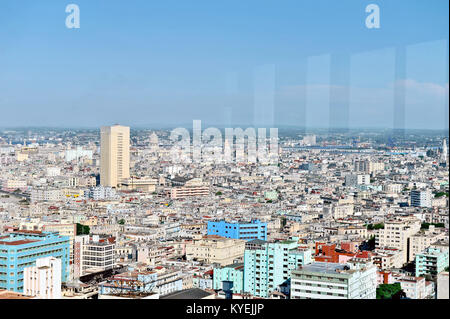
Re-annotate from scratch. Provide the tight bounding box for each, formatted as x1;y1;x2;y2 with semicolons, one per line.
0;0;448;129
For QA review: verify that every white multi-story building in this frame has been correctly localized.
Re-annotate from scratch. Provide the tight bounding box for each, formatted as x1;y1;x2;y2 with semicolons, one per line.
185;236;245;266
371;248;403;270
408;225;447;261
410;189;432;208
74;235;115;278
376;217;421;264
354;160;384;174
393;276;431;299
291;260;377;299
86;186;117;201
437;272;449;299
168;179;210;199
345;174;370;187
1;179;27;191
31;188;63;202
383;183;402;194
24;257;62;299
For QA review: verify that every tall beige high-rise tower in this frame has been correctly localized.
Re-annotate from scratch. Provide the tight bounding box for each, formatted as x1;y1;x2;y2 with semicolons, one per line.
100;125;130;187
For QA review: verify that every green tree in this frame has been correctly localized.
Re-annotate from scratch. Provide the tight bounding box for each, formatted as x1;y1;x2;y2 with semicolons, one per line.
434;192;448;198
373;223;384;230
367;223;384;230
118;219;125;225
376;283;403;299
367;236;376;250
76;223;90;235
421;222;445;230
215;191;223;196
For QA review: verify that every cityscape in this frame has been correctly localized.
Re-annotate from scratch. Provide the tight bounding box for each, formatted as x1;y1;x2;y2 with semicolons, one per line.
0;0;448;309
0;127;448;300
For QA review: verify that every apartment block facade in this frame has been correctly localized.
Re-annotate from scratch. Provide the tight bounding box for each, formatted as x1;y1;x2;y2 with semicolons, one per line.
243;239;311;298
0;231;70;292
207;219;267;241
291;261;377;299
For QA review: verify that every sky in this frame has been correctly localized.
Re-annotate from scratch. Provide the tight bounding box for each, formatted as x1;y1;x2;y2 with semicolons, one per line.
0;0;448;130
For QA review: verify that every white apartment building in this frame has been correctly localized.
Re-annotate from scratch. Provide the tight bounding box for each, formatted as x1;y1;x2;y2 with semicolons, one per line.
185;236;245;266
291;260;377;299
383;183;402;194
169;185;210;199
168;178;210;199
410;189;432;208
87;186;117;200
394;276;432;299
376;217;421;264
345;174;370;187
371;248;403;270
354;160;384;174
437;272;449;299
31;188;63;202
1;179;27;191
24;257;62;299
74;235;115;278
408;225;447;261
332;204;354;219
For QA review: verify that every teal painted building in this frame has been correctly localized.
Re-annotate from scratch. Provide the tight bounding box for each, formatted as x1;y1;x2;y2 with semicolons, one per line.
243;238;312;298
415;247;449;277
213;263;244;294
0;231;70;292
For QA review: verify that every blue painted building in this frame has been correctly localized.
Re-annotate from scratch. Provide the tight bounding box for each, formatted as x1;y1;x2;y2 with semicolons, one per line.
415;247;449;277
213;263;244;294
207;219;267;241
243;238;312;298
0;231;70;292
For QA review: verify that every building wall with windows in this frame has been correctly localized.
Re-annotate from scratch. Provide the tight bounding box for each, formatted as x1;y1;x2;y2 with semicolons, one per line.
74;235;115;278
410;189;432;208
290;261;377;299
415;247;449;277
0;231;70;293
213;263;244;294
243;239;311;298
24;256;62;299
207;219;267;241
185;236;245;266
376;217;421;263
